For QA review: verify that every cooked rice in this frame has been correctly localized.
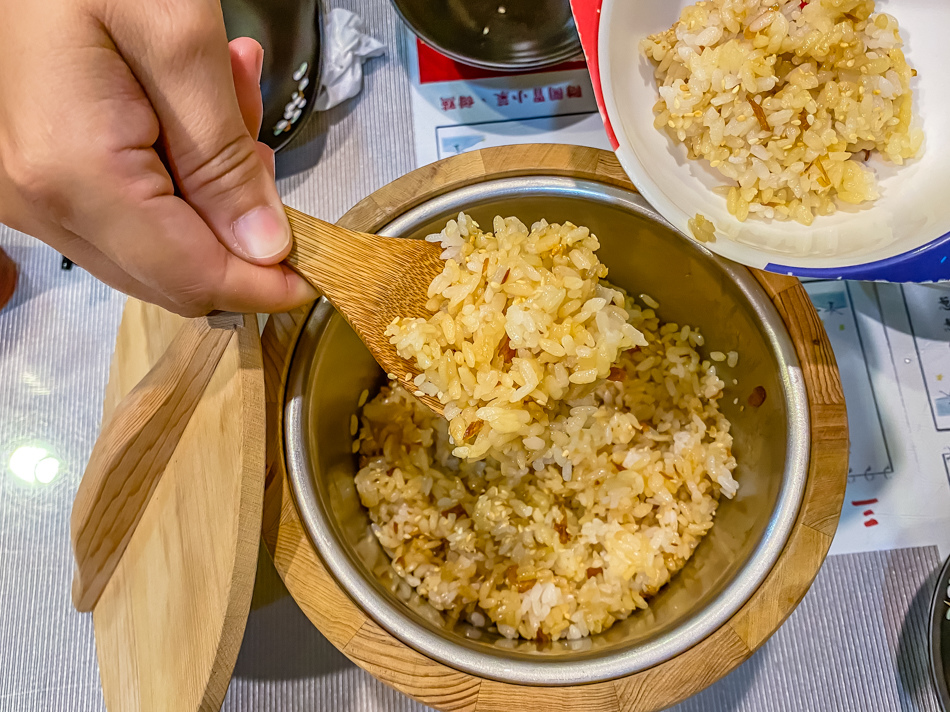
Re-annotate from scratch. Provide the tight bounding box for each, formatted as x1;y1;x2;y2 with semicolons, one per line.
641;0;923;226
386;213;647;461
354;215;738;641
688;213;717;242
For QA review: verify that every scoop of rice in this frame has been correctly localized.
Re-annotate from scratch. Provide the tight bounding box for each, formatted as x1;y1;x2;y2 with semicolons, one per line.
357;296;738;641
386;213;647;461
641;0;923;225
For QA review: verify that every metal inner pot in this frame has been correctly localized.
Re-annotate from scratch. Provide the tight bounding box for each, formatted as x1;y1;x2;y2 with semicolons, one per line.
284;177;809;685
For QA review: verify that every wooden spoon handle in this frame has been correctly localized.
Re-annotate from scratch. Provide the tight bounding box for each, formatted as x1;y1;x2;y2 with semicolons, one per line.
283;205;383;295
70;312;244;612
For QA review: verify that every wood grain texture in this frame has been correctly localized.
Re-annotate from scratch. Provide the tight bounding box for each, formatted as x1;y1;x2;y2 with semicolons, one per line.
92;302;265;712
752;270;800;301
268;485;368;646
769;277;849;538
613;626;750;712
71;314;241;612
101;301;186;418
774;287;846;408
261;145;850;712
338;145;633;237
284;206;445;415
345;620;481;712
755;270;849;537
476;680;619;712
262;307;311;483
353;151;488;225
728;523;830;651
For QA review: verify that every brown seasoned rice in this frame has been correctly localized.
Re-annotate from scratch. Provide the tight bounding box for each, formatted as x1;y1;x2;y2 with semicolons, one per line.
641;0;923;226
386;213;647;461
351;215;739;641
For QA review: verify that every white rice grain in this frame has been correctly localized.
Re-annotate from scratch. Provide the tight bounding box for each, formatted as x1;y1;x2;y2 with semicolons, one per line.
641;0;923;226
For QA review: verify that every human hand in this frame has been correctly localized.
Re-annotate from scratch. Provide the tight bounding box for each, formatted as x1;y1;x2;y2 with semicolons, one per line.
0;1;318;316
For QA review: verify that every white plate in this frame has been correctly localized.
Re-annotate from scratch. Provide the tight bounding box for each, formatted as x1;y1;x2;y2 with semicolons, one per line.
599;0;950;278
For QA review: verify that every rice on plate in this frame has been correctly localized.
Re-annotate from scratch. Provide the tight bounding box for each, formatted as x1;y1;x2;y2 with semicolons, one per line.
351;214;739;642
641;0;923;226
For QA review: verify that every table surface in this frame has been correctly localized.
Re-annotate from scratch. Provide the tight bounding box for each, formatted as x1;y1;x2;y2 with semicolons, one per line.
0;1;945;710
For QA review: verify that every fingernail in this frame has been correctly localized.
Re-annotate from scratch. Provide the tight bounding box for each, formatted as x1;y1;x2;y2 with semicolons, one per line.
293;274;319;304
255;47;264;84
232;205;290;260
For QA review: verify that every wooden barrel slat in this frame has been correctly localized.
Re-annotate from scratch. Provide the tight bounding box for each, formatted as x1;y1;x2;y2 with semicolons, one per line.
476;679;620;712
344;620;482;712
614;625;749;712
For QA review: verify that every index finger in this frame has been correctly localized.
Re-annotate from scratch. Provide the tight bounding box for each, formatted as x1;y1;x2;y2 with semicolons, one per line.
104;0;290;263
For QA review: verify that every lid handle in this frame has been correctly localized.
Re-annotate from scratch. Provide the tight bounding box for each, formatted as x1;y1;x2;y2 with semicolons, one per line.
70;312;244;612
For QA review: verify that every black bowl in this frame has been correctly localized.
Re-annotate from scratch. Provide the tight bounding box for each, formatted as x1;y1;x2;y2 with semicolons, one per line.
222;0;324;151
391;0;581;72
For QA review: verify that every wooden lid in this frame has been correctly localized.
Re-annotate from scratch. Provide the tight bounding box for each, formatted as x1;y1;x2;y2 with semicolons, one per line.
90;300;265;712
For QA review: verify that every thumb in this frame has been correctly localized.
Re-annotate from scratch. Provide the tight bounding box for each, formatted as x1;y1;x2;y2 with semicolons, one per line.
107;1;290;264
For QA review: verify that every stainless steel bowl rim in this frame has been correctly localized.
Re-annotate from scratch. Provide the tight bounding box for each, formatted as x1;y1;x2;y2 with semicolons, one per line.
284;176;811;685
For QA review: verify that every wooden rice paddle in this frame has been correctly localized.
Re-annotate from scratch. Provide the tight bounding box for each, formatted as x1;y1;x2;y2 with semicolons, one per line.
283;206;445;415
70;206;444;613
